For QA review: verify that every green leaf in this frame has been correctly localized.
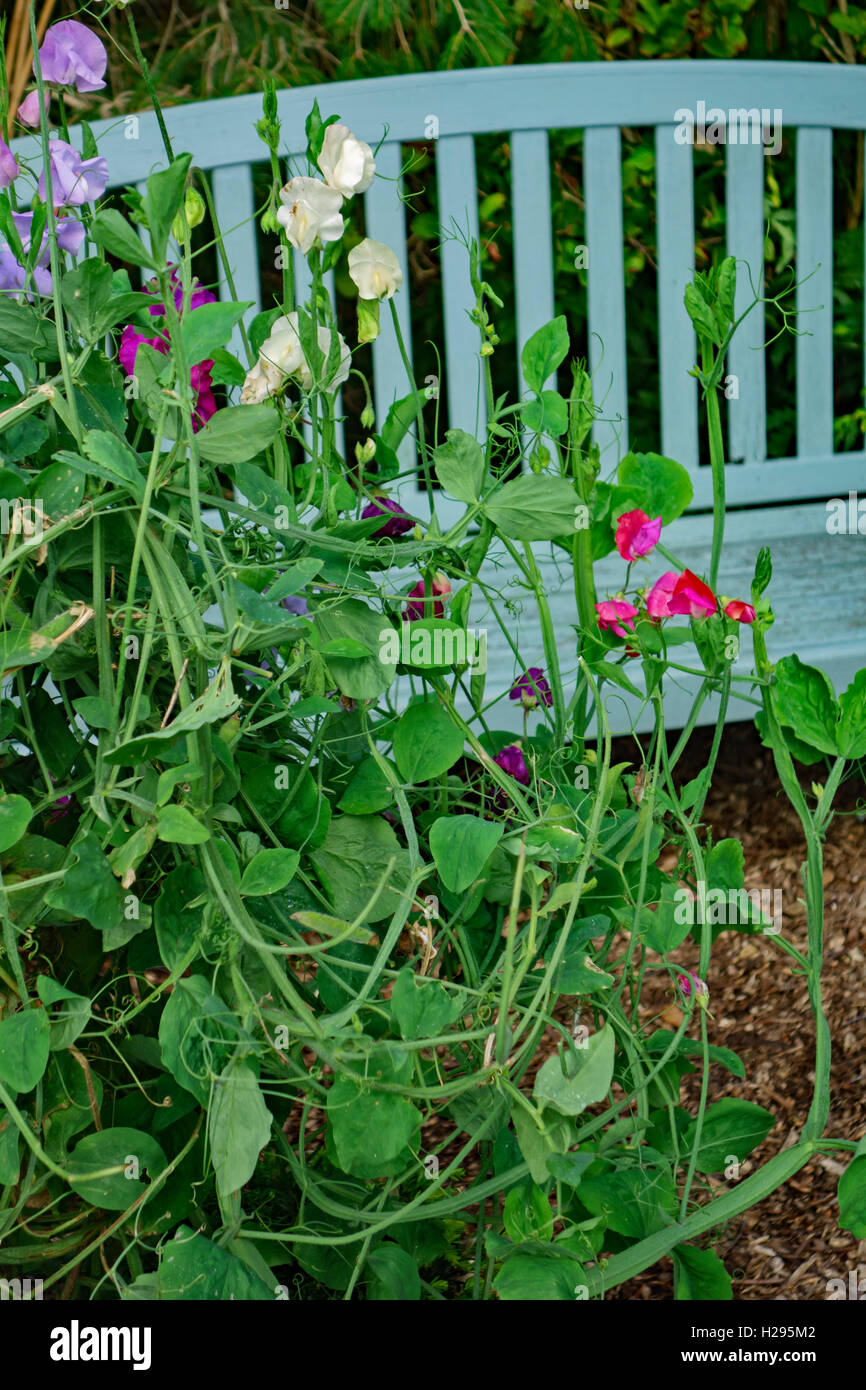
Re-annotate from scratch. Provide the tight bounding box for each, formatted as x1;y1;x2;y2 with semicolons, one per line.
144;153;193;262
645;881;692;954
106;660;240;764
673;1244;733;1300
60;258;114;340
432;428;485;504
150;1227;274;1300
327;1075;421;1178
80;429;145;501
484;474;579;540
313;598;396;700
770;654;839;756
752;546;773;599
533;1025;615;1116
210;1058;273;1199
72;695;114;730
617;451;693;526
429;814;503;894
521;390;569;437
837;668;866;760
365;1245;421;1301
196;404;280;464
240;847;300;896
337;756;395;814
681;1098;775;1174
684;282;721;344
380;391;427;453
716;257;737;329
68;1127;167;1210
392;699;463;782
0;1009;50;1093
521;315;570;393
503;1182;554;1243
35;977;91;1051
180;301;253;366
311;815;412;925
579;1165;676;1238
90;209;157;269
0;1111;19;1186
155;865;205;970
158;976;234;1105
156;805;211;845
838;1155;866;1238
44;833;129;948
0;794;32;853
494;1249;585;1301
357;297;380;344
390;969;456;1040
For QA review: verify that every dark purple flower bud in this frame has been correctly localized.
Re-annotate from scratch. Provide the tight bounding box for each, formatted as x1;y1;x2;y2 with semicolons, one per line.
493;743;530;786
509;666;552;709
362;497;413;539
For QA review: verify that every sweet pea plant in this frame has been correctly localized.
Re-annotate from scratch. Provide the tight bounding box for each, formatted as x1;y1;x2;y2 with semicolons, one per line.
0;10;865;1303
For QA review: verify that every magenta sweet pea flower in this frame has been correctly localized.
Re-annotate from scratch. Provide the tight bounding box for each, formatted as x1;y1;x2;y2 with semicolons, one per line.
403;573;451;622
119;274;219;431
17;89;50;128
362;497;413;539
509;667;552;709
724;599;756;624
667;569;717;619
148;270;217;317
190;360;217;430
646;570;678;622
38;139;108;207
615;508;662;562
0;138;20;189
37;20;108;93
678;971;709;1008
494;743;531;786
595;598;639;639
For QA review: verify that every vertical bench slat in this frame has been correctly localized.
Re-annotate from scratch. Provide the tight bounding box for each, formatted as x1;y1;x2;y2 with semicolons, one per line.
511;130;556;390
725;141;766;464
436;134;485;441
136;182;152;287
796;128;834;458
364;142;415;468
655;131;698;471
211;164;261;367
584;126;628;463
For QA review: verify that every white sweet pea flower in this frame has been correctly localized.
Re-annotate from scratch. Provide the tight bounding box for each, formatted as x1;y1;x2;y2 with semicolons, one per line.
347;238;403;301
277;176;344;254
240;361;271;404
317;123;375;197
250;312;350;397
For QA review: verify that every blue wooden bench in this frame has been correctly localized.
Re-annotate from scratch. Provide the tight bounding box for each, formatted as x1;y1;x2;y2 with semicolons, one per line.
15;61;866;733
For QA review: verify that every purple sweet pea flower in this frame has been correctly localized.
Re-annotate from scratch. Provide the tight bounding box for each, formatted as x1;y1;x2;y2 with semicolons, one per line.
281;594;309;616
17;89;50;128
362;497;413;539
493;743;531;786
0;138;19;188
509;666;552;709
146;270;217;318
37;20;108;93
38;139;108;207
0;211;85;298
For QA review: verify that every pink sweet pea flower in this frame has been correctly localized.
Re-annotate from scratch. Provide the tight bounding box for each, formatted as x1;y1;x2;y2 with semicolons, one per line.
0;138;20;188
595;598;639;639
403;573;451;622
667;568;717;619
615;508;662;562
362;498;413;539
17;89;50;128
38;139;108;207
646;570;678;622
678;971;709;1008
37;20;108;93
724;599;756;624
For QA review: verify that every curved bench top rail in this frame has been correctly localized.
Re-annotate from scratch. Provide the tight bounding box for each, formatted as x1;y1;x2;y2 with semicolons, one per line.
10;61;866;520
11;61;866;181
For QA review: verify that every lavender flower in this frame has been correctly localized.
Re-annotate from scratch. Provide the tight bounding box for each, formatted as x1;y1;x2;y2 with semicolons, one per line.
38;139;108;208
37;20;108;93
0;138;19;189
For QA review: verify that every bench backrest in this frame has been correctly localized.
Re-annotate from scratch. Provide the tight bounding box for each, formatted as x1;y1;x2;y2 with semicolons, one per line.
14;60;866;527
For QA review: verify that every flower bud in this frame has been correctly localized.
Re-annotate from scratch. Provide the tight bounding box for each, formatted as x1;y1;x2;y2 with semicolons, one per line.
171;187;206;241
355;438;376;466
360;403;375;429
